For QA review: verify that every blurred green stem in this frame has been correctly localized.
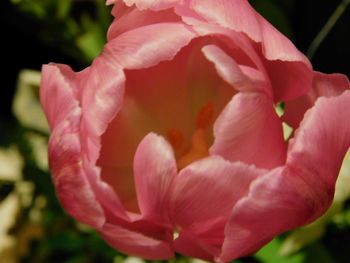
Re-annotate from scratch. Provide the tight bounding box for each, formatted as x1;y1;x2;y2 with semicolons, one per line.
307;0;349;59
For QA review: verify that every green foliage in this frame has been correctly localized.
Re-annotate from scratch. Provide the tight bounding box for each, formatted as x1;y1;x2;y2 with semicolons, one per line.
10;0;112;65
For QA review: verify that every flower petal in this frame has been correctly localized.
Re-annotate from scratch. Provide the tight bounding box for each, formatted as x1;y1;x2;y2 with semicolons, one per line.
210;92;286;169
190;0;262;43
170;156;264;227
53;158;105;229
190;0;309;64
174;217;227;261
40;64;79;130
189;0;312;102
201;45;247;87
41;64;105;228
108;2;180;40
283;72;350;129
287;90;350;185
122;0;182;10
81;57;125;137
101;222;174;259
134;133;177;222
104;22;196;70
264;60;313;102
219;166;324;262
219;90;350;262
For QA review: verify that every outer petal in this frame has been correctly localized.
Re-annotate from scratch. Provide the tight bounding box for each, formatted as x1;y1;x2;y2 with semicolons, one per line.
189;0;309;64
40;64;79;130
82;157;130;222
219;166;325;262
80;57;125;138
41;61;130;226
122;0;182;10
78;57;125;168
134;133;177;222
170;156;264;227
74;57;130;220
219;90;350;262
104;22;196;70
210;92;286;169
264;59;313;102
169;156;265;262
287;90;350;184
190;0;262;43
174;217;227;261
101;222;174;259
108;2;180;40
188;0;312;101
40;64;105;228
283;72;350;129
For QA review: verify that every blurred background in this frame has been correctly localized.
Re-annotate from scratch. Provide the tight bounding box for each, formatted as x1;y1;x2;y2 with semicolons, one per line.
0;0;349;262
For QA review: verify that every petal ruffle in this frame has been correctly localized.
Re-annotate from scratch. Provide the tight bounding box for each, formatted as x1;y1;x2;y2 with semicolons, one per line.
210;92;286;169
104;22;196;70
40;64;80;130
108;2;180;40
122;0;182;10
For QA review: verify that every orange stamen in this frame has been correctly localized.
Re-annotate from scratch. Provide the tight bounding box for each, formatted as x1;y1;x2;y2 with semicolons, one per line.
195;101;214;129
166;101;214;170
166;128;184;154
177;129;209;170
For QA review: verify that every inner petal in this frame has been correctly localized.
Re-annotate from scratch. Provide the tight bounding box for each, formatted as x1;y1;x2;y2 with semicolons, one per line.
97;39;235;212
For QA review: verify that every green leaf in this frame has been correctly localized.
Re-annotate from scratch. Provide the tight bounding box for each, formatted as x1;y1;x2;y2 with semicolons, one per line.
76;15;106;61
57;0;72;19
255;239;304;263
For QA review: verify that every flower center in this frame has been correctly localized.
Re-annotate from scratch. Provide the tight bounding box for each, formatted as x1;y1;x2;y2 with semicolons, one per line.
167;101;214;170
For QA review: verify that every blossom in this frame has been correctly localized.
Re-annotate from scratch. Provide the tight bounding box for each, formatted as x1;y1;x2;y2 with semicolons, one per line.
40;0;350;262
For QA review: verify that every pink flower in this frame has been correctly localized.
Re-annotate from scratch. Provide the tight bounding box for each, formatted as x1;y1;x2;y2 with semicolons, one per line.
40;0;350;262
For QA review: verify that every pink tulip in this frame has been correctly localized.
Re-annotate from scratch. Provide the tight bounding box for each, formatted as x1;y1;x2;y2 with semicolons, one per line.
40;0;350;262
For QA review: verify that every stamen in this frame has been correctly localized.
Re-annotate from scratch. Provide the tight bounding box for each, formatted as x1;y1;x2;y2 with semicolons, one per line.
195;101;214;129
177;129;209;170
166;128;184;154
166;101;214;170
